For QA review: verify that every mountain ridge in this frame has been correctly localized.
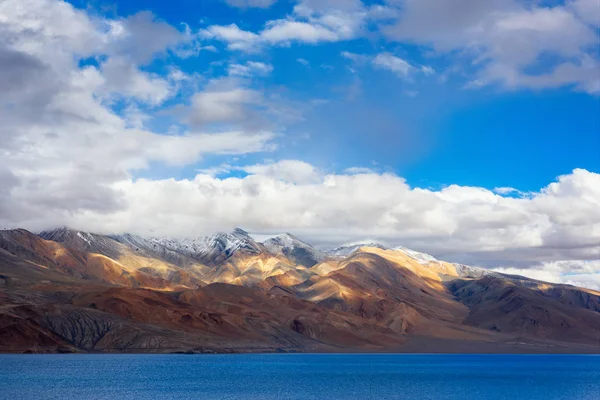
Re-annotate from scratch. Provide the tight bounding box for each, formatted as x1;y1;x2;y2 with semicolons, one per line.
1;227;598;354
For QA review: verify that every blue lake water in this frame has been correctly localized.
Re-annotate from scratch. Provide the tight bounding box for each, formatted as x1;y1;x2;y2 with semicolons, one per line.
0;354;598;400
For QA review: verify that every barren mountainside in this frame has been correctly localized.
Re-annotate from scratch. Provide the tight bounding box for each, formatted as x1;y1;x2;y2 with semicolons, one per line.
1;228;598;354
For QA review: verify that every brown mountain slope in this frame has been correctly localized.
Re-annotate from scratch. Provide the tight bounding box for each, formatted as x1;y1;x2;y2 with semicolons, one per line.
449;276;600;345
0;229;204;290
0;279;406;353
280;251;495;341
200;252;306;286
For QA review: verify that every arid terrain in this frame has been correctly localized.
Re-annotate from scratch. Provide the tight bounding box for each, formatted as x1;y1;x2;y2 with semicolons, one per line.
1;228;598;354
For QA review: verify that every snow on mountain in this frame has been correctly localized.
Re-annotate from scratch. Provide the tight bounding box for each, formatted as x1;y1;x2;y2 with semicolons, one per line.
393;246;438;265
148;228;262;265
110;232;154;251
451;263;539;285
38;227;74;242
324;243;388;258
39;227;264;267
39;227;122;258
262;233;328;267
452;263;495;279
39;227;515;284
392;246;503;279
109;232;198;267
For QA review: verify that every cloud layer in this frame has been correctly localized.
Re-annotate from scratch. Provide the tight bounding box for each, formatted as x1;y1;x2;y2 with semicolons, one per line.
3;156;599;280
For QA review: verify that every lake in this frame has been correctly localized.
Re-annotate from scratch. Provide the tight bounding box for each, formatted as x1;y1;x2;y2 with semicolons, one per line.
0;354;598;399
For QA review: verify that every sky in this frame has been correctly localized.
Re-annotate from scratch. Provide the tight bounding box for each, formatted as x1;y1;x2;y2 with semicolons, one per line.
0;0;599;289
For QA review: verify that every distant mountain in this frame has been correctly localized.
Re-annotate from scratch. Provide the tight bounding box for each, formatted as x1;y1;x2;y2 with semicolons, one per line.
109;232;204;268
0;226;598;354
262;233;328;267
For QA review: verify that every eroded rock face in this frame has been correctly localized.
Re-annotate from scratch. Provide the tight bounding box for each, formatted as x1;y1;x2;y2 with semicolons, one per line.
0;228;599;353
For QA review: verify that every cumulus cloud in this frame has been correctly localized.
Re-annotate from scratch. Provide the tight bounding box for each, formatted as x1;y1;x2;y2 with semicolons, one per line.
4;158;598;264
382;0;600;93
0;0;276;223
180;72;320;131
98;57;175;105
201;24;261;52
182;76;308;131
187;85;266;127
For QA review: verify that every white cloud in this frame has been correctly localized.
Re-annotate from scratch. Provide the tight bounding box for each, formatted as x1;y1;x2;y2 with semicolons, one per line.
228;61;274;77
99;57;175;105
382;0;600;93
187;86;265;126
4;161;598;277
201;0;381;50
105;11;192;64
494;260;600;291
344;167;375;174
241;160;321;184
261;20;341;43
342;51;434;80
570;0;600;27
297;58;310;66
224;0;278;9
181;75;315;130
341;51;370;63
200;24;261;51
420;65;435;76
493;187;528;197
373;52;413;77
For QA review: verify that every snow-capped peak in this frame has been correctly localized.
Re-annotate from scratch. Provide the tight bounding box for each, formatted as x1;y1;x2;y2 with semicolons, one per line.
39;227;100;248
148;228;261;265
263;233;328;267
38;226;73;242
452;263;497;279
324;243;388;258
393;246;438;265
263;233;307;252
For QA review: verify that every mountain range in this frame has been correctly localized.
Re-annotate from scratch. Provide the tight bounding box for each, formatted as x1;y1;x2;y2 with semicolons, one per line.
1;227;598;354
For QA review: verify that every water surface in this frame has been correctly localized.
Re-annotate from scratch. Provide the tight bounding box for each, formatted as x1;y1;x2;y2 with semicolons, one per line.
1;354;598;399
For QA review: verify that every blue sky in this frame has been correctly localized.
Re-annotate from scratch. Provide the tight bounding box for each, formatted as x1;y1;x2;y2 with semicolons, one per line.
67;0;600;192
1;0;600;288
